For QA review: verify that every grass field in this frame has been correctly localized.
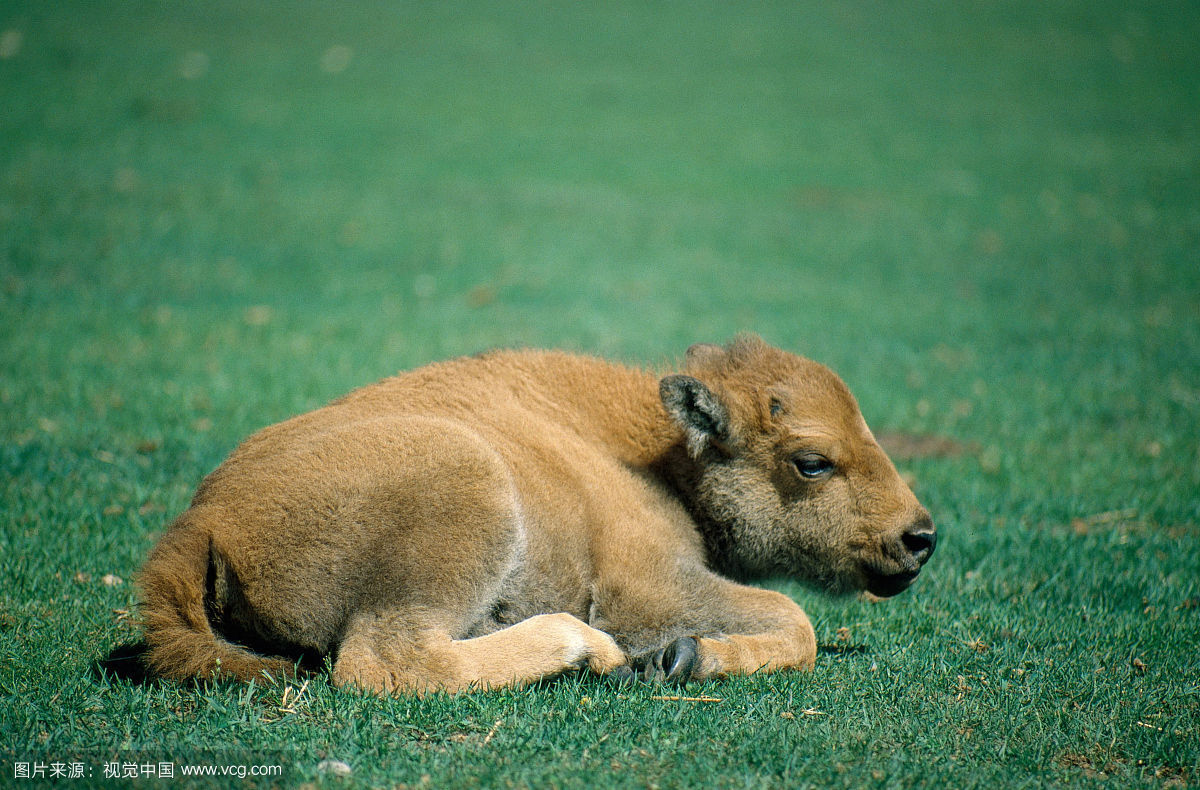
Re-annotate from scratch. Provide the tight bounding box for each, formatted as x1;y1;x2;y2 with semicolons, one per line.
2;1;1198;787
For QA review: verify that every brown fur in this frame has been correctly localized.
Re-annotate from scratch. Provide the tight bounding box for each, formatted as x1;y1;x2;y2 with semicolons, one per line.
139;335;935;693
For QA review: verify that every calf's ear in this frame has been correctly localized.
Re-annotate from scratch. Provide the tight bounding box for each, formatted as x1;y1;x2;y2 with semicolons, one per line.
660;375;731;457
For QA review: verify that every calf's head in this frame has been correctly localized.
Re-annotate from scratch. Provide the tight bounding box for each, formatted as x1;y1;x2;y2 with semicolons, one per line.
661;335;936;597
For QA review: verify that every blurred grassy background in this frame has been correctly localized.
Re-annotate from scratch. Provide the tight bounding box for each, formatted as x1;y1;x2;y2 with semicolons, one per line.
1;1;1197;787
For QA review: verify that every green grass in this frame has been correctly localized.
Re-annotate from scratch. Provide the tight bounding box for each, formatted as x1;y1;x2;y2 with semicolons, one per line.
2;1;1198;787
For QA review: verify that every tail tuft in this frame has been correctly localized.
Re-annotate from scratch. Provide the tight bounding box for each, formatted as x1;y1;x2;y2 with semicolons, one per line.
139;511;301;683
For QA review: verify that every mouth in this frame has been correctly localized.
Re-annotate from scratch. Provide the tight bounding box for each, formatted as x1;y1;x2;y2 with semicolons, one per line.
864;568;920;598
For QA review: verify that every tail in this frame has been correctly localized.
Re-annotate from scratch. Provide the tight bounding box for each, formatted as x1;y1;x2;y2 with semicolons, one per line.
139;510;301;683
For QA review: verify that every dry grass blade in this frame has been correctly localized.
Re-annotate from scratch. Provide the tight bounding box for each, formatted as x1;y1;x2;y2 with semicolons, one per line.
482;718;503;745
277;679;310;716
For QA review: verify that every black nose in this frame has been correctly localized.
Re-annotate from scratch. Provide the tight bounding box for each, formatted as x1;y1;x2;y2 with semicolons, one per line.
901;516;937;564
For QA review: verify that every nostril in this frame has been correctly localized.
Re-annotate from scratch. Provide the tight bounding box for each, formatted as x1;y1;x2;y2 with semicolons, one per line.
902;528;937;559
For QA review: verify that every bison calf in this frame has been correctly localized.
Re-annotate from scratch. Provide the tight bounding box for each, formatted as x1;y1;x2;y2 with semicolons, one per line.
139;335;935;692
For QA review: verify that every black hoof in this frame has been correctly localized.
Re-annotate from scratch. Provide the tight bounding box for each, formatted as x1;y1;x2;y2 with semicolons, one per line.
660;636;699;683
633;636;699;684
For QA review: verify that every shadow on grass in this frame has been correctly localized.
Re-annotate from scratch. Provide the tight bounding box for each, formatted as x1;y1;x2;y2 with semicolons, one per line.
94;641;155;685
817;643;870;656
92;641;866;691
92;642;319;688
92;647;669;695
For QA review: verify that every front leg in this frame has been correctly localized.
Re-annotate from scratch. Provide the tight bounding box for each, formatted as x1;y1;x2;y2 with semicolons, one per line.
594;571;816;683
692;586;816;679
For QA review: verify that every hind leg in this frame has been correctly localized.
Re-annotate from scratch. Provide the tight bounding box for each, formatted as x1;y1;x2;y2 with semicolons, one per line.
331;610;626;694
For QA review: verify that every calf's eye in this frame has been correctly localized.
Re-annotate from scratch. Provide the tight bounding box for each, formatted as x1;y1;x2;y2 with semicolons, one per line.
793;454;834;479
